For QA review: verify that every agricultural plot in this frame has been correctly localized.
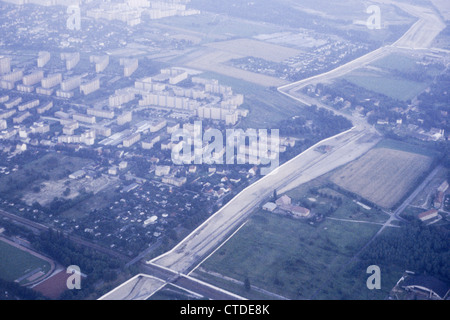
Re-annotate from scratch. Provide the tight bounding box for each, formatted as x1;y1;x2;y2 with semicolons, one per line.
182;37;302;87
330;148;433;209
193;211;388;300
205;39;301;63
184;48;288;87
342;71;429;101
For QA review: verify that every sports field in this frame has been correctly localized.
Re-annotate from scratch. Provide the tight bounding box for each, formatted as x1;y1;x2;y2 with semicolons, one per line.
330;148;433;208
0;238;53;285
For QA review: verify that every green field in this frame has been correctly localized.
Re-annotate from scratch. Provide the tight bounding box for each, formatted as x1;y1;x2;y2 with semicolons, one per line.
194;210;394;300
0;239;51;284
374;139;439;158
157;13;283;40
343;73;429;101
371;54;419;73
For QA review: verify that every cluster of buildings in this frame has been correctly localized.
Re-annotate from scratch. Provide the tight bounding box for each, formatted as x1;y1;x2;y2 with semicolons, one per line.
263;194;312;219
1;52;104;99
418;180;448;223
86;0;200;27
136;69;247;125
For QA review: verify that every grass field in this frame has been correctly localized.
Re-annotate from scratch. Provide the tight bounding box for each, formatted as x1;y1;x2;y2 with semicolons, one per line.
374;138;439;157
370;53;419;73
343;72;429;101
184;48;288;87
330;148;433;209
157;13;284;40
194;210;390;300
205;39;301;63
0;239;52;284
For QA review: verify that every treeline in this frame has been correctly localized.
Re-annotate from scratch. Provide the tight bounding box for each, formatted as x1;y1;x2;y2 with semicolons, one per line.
32;229;123;299
0;278;46;300
361;222;450;282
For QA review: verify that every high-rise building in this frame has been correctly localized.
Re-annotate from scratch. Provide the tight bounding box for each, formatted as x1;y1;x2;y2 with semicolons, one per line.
0;57;11;75
1;70;23;83
121;58;138;77
61;52;80;71
41;73;62;89
61;76;82;92
80;78;100;95
23;71;44;86
37;101;53;114
4;97;21;109
123;132;141;147
13;111;31;124
18;99;39;111
37;51;50;68
90;55;109;73
87;108;114;119
0;119;6;130
117;111;132;125
73;113;96;124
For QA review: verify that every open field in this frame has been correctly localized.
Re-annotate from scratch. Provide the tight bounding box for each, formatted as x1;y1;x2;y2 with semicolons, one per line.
0;237;53;285
156;13;284;40
342;69;429;101
183;48;288;87
330;148;434;209
193;211;390;300
205;39;301;63
22;174;118;207
374;138;440;157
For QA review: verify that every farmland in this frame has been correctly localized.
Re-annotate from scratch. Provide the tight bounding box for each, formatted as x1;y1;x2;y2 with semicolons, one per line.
183;48;289;87
330;148;434;209
192;210;390;300
342;70;429;101
205;39;301;63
